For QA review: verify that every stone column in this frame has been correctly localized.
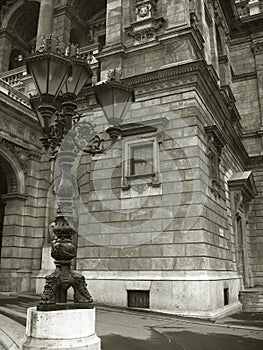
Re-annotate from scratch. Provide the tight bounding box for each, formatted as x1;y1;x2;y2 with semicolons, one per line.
0;29;13;72
36;0;55;51
252;41;263;150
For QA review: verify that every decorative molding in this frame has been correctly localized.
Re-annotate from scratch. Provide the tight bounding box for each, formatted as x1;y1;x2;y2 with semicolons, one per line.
121;133;162;194
213;0;229;31
0;137;40;177
125;0;164;44
246;154;263;169
120;117;168;137
81;60;248;167
251;41;263;55
232;71;257;82
228;171;258;201
205;125;227;150
1;193;28;201
205;125;227;198
0;109;40;147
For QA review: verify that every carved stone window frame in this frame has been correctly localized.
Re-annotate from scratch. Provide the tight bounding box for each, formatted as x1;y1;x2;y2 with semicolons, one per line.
228;171;257;288
120;118;167;197
123;136;161;188
205;125;227;198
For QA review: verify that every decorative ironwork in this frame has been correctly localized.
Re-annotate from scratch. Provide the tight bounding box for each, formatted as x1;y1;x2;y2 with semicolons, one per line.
26;37;134;309
38;211;93;310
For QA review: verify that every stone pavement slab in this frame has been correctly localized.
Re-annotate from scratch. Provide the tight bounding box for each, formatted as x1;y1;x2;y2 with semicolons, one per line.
0;314;24;350
1;293;263;350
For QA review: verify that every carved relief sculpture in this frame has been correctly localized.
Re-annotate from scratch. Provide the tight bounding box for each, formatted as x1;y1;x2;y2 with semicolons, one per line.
125;0;164;44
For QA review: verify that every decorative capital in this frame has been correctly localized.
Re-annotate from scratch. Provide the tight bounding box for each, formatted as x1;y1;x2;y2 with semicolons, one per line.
252;41;263;55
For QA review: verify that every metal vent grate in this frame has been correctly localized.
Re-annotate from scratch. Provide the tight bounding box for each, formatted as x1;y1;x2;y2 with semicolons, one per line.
127;290;150;308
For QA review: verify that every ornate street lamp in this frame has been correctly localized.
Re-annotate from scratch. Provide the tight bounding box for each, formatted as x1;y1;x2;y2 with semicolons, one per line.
94;69;135;126
26;37;135;311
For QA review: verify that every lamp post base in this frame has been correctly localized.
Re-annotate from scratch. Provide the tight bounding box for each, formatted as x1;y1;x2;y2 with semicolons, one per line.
21;307;101;350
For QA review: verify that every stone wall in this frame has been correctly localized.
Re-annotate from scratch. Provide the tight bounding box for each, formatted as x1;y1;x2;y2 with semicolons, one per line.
63;59;248;315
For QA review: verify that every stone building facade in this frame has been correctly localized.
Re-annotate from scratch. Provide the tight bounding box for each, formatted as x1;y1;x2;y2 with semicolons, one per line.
0;0;262;318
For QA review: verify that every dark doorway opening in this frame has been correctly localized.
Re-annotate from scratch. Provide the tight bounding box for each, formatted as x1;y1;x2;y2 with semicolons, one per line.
224;288;229;306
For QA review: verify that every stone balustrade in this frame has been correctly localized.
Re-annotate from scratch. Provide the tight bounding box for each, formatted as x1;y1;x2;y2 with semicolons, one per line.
79;43;102;85
235;0;263;18
0;77;30;107
0;65;28;91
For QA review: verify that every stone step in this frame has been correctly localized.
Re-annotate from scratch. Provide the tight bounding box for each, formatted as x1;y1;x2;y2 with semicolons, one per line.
239;289;263;312
242;306;263;312
0;306;26;326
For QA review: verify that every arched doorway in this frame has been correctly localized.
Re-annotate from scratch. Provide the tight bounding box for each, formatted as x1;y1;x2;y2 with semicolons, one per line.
0;0;40;72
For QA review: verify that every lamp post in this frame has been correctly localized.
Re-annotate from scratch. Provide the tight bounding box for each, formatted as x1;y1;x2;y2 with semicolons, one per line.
26;36;135;311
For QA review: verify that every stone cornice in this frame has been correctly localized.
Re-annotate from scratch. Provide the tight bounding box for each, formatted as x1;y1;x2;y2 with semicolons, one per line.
232;71;257;82
0;90;39;129
246;155;263;169
96;43;127;59
0;135;41;154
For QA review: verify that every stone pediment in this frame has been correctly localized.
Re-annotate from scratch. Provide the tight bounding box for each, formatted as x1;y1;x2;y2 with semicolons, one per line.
228;171;258;201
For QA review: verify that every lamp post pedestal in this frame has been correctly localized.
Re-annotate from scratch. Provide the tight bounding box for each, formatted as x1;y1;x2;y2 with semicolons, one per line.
21;307;101;350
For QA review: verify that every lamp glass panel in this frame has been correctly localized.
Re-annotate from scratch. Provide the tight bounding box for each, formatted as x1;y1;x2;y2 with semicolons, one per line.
112;87;134;121
28;58;48;95
74;67;92;96
61;63;92;96
48;56;71;97
118;92;134;121
96;87;114;120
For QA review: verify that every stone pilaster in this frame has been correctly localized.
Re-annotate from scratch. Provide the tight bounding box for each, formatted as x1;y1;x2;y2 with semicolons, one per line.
53;5;72;49
99;0;126;80
252;41;263;140
0;29;13;72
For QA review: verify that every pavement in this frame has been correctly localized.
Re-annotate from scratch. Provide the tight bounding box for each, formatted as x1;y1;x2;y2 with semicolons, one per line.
0;292;263;350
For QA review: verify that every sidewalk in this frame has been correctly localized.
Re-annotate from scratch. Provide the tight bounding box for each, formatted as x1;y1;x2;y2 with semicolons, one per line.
1;293;263;350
